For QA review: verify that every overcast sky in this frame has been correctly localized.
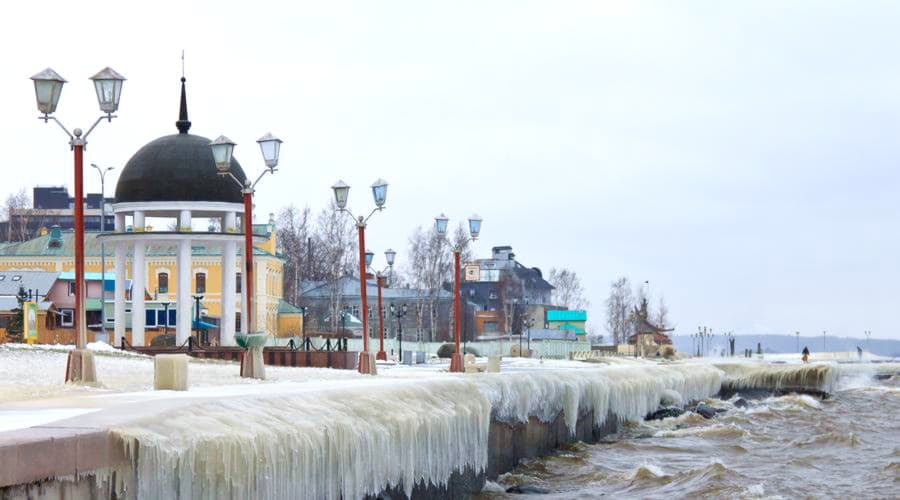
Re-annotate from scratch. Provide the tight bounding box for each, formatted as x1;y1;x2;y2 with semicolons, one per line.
3;1;899;340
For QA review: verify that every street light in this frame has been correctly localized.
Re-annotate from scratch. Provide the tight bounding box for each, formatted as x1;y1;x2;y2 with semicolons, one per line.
91;163;115;342
331;178;389;374
369;249;396;361
391;303;409;362
31;65;125;384
434;212;483;373
210;132;283;344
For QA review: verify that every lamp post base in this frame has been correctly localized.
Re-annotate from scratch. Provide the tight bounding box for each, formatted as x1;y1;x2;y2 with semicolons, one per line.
449;352;464;373
376;351;387;361
358;352;377;375
65;349;97;384
239;346;266;380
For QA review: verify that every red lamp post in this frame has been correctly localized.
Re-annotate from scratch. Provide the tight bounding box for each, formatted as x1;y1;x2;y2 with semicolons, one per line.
332;179;389;374
31;66;125;383
434;213;483;373
372;248;396;361
211;133;283;339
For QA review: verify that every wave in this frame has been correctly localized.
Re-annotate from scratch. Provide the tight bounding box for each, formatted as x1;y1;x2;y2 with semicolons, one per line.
716;362;838;395
654;423;748;439
791;431;860;448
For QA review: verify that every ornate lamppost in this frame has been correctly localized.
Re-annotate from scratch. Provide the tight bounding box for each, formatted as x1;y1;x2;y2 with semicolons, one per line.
209;133;283;338
367;249;396;361
91;163;114;342
434;213;483;373
331;179;389;374
31;66;125;383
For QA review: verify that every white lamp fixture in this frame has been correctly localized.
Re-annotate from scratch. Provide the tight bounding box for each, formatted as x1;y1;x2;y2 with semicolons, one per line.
434;213;449;236
468;214;483;240
209;136;236;173
332;180;350;209
256;132;282;169
30;68;67;115
88;67;126;114
384;248;396;267
365;250;374;267
371;178;388;208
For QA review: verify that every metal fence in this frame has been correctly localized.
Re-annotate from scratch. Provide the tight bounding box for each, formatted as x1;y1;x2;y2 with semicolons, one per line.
268;336;592;360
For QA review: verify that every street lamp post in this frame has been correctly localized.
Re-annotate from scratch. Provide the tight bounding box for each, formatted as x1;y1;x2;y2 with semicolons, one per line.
434;213;483;373
210;133;283;339
91;163;114;342
865;330;871;354
796;331;800;353
391;303;409;362
371;249;396;361
31;66;125;383
332;178;389;374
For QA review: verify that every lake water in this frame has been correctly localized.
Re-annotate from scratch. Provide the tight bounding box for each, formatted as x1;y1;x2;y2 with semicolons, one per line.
477;373;899;499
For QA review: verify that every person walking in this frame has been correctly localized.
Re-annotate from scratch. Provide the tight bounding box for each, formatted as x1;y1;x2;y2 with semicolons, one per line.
802;346;810;363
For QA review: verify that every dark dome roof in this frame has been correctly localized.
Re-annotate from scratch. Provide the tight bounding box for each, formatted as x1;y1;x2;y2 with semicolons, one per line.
115;77;248;204
115;133;247;204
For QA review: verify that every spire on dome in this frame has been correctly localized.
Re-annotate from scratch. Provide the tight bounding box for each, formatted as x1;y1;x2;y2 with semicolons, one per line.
176;76;191;134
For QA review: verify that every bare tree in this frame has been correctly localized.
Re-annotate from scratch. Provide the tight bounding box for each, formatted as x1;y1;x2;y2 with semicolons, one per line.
404;225;452;341
2;189;32;242
277;205;313;305
548;267;590;310
497;272;525;337
315;201;357;331
605;276;633;345
653;295;671;330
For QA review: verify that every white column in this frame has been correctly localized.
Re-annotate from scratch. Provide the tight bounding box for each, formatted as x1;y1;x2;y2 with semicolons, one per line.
176;238;192;345
133;211;145;232
221;212;237;345
113;214;126;347
132;241;146;346
179;210;192;232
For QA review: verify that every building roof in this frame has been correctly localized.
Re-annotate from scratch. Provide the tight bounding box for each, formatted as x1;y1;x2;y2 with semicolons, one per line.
0;230;276;258
301;276;452;301
277;300;304;314
557;323;587;334
114;78;248;205
0;297;53;312
0;271;59;296
547;309;587;322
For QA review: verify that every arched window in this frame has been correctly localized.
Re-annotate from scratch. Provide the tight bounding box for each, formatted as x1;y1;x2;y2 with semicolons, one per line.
195;273;206;293
158;272;169;293
236;272;242;293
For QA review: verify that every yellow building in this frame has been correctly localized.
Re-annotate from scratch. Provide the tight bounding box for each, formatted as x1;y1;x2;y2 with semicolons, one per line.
0;219;293;344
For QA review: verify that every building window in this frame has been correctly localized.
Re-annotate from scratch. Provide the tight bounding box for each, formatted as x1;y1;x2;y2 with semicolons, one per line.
236;273;242;293
488;291;497;300
195;273;206;293
12;275;21;282
158;273;169;293
60;309;74;327
0;276;5;281
68;281;76;295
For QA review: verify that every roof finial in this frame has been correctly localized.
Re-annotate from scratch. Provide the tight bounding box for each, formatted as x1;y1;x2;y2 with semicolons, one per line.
176;50;191;134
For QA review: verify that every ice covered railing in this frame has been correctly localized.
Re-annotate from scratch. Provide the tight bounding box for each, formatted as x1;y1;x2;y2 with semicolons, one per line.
715;362;838;397
99;363;723;499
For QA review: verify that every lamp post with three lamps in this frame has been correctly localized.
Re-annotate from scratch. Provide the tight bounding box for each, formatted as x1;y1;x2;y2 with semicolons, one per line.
434;213;483;373
30;66;125;383
209;133;283;340
332;179;389;374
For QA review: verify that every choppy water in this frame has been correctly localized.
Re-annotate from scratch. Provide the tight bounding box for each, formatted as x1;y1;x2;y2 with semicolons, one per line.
477;375;900;499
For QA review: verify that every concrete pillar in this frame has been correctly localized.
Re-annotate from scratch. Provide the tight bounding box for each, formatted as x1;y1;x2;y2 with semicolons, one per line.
132;241;146;346
113;214;126;347
176;238;192;345
221;212;237;345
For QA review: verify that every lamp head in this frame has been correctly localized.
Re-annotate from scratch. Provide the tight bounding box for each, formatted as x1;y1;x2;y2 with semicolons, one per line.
434;213;449;236
30;68;67;115
256;132;283;168
371;178;388;208
331;180;350;209
468;214;483;239
384;248;396;267
209;135;236;173
364;249;374;267
89;67;126;114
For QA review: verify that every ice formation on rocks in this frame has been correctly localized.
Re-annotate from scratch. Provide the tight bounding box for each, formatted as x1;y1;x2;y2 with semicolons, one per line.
715;362;838;394
99;363;724;499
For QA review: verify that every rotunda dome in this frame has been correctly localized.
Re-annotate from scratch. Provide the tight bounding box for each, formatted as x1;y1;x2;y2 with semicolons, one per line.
114;78;247;204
